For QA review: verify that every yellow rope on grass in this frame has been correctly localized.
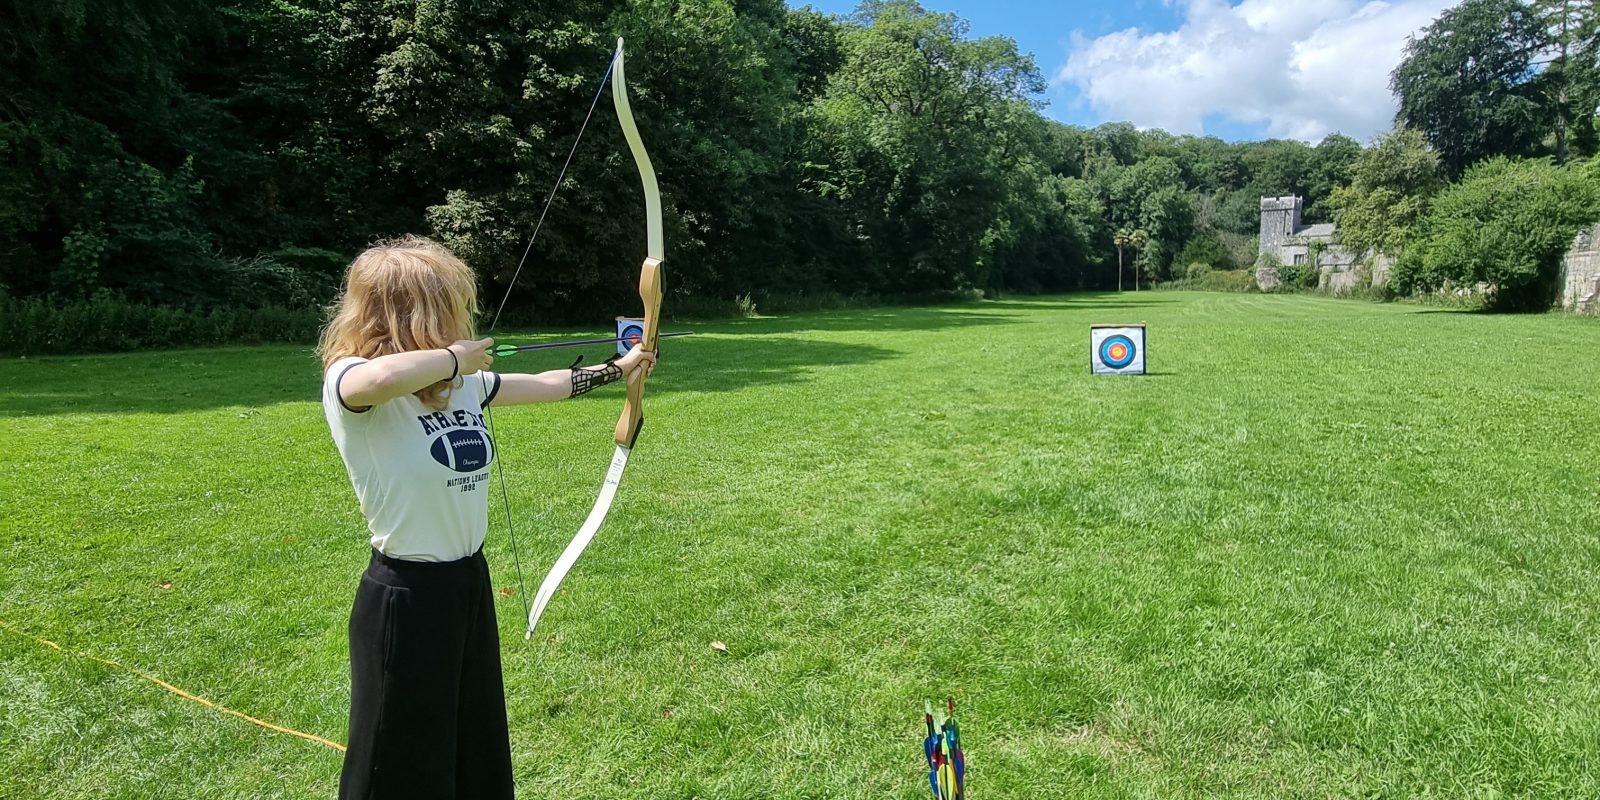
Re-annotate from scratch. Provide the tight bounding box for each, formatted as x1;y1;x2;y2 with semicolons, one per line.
0;620;346;753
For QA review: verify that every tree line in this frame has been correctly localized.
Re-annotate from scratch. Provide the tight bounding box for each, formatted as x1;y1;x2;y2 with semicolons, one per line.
0;0;1369;352
2;0;1595;353
1337;0;1600;309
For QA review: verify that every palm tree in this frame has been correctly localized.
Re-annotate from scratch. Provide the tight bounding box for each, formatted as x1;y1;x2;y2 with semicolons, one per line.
1129;229;1150;290
1113;228;1132;291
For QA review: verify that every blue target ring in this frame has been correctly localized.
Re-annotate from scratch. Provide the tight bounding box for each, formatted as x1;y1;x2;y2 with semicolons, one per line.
1099;334;1137;369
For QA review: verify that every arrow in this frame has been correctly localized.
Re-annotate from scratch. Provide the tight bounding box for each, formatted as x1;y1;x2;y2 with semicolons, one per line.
488;331;692;357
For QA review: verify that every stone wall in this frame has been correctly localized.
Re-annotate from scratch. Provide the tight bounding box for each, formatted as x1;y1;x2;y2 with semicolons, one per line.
1255;263;1281;290
1560;224;1600;314
1252;194;1600;309
1370;254;1393;288
1255;248;1362;293
1322;260;1360;293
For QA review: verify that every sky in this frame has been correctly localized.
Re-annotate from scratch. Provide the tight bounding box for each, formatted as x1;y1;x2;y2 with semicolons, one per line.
792;0;1459;144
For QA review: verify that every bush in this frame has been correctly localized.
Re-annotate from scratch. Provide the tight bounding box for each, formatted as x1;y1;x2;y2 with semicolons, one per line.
0;296;324;355
1176;233;1235;272
1275;259;1320;290
1160;269;1255;293
219;252;344;310
1407;157;1600;310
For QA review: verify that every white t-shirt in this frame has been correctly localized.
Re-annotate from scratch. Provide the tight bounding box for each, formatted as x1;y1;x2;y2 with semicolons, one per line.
322;356;503;562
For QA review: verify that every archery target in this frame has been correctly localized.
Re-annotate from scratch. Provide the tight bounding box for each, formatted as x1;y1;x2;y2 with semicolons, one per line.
616;317;645;358
1091;325;1146;375
1100;335;1135;368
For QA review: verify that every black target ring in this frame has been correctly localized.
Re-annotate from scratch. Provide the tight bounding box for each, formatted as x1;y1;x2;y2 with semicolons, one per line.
1099;334;1137;369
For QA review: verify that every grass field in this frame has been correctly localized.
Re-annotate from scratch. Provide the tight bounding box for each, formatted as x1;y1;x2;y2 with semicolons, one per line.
3;291;1598;798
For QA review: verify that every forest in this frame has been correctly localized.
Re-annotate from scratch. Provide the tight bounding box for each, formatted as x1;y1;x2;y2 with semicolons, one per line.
3;0;1598;352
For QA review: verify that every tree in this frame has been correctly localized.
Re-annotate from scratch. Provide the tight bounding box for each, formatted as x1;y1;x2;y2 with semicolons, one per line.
1091;122;1142;166
1182;135;1246;193
1111;226;1150;291
987;172;1104;293
0;0;1378;345
783;6;845;102
1176;231;1235;272
1238;139;1315;208
1529;0;1600;161
1103;156;1183;227
806;0;1046;294
1128;228;1149;290
1135;187;1192;282
1113;228;1133;291
0;0;235;302
1305;133;1362;220
1392;0;1550;176
1328;128;1444;258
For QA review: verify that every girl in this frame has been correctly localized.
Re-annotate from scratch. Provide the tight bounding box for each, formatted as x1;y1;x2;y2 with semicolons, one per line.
317;236;654;799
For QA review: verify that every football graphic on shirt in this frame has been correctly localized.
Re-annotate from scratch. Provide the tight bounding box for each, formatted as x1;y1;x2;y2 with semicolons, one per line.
429;429;494;472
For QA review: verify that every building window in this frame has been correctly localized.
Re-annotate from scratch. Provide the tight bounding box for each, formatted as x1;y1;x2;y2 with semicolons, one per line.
1292;254;1305;265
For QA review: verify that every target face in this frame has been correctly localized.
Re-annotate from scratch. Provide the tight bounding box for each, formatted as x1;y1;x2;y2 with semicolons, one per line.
616;317;644;358
1099;335;1136;368
619;323;645;350
1091;325;1147;375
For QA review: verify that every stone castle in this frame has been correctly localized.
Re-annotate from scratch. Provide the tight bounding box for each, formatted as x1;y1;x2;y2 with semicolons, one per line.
1255;195;1364;292
1254;194;1597;312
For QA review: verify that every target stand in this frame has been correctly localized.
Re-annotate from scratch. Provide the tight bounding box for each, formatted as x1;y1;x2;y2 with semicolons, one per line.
1090;324;1146;375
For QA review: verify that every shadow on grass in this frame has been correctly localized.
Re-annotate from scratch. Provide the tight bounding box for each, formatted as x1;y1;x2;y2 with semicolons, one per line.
981;295;1177;313
0;328;906;418
713;305;1021;335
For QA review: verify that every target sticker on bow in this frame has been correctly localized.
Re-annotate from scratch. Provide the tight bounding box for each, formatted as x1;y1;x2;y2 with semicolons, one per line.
1091;324;1147;375
615;317;646;358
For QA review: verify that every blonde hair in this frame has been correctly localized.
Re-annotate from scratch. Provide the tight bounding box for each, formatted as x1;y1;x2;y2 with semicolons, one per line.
317;236;479;410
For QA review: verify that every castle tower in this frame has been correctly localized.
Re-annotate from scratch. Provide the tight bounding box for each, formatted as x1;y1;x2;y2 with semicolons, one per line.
1258;195;1303;254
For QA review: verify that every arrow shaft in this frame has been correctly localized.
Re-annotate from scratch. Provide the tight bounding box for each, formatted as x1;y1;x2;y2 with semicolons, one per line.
491;331;691;357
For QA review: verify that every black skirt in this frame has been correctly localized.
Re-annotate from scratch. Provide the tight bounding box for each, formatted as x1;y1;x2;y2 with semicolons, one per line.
339;548;514;800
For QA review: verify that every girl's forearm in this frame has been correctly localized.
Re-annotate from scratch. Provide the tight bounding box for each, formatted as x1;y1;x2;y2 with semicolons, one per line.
492;362;626;407
340;349;458;408
568;361;623;398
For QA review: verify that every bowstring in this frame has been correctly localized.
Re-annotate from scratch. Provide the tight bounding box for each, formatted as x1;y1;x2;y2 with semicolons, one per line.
490;45;622;331
483;44;622;633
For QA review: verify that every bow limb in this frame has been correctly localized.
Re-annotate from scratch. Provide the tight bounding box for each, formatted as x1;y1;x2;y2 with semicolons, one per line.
612;34;664;450
527;38;664;638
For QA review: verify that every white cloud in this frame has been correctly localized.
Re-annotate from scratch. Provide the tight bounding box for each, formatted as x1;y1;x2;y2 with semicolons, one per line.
1057;0;1456;142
